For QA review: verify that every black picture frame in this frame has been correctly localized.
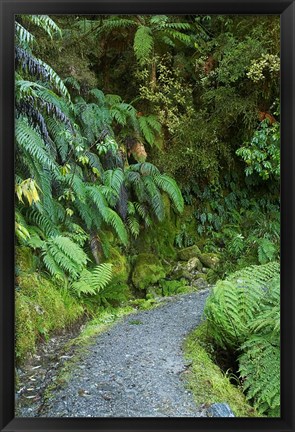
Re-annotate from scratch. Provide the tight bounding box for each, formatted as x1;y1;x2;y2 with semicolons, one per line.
0;1;294;431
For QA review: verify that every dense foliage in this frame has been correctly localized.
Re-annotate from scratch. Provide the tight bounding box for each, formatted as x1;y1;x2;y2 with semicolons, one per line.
204;262;280;416
15;14;280;417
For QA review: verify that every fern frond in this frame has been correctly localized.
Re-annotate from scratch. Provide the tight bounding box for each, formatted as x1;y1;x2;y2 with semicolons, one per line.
239;335;280;416
15;22;35;46
38;60;71;101
142;175;165;221
127;215;140;238
71;264;113;296
42;236;88;279
103;168;124;197
131;162;160;176
138;114;161;146
133;26;154;65
22;15;62;38
16;117;59;174
154;174;184;213
100;207;128;245
257;238;278;264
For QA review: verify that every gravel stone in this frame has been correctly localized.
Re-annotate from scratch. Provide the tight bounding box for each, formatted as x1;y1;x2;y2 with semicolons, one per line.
23;290;211;417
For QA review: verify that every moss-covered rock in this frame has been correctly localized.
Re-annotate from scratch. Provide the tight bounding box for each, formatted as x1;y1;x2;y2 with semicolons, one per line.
103;246;130;285
131;253;166;290
177;245;201;261
198;253;220;269
172;263;192;281
132;195;178;261
187;257;203;272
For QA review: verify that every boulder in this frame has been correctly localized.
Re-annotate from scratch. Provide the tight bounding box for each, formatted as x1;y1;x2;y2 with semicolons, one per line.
206;403;235;417
191;275;209;289
171;262;193;281
198;253;220;269
177;245;201;261
187;257;203;272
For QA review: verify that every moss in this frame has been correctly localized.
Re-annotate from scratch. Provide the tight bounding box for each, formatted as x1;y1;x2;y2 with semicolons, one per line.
15;272;84;363
131;253;166;290
183;323;260;417
103;246;130;285
15;246;38;273
133;197;178;261
198;253;220;269
178;245;201;261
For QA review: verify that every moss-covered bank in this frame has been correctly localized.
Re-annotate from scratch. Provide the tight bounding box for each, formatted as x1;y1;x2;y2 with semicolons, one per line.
184;323;261;417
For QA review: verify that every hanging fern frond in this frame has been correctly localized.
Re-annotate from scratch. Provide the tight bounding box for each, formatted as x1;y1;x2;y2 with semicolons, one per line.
42;235;89;280
131;162;160;176
15;117;59;174
142;175;164;221
15;46;49;80
15;22;35;46
127;215;140;238
26;209;60;238
133;26;154;65
38;60;71;101
100;207;128;245
103;168;124;197
154;174;184;213
134;202;152;227
71;264;113;296
22;15;62;39
138;114;161;146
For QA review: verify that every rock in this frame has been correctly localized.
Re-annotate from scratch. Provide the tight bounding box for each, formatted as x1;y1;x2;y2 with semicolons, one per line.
171;262;193;281
206;403;235;417
187;257;203;272
177;246;201;261
198;253;220;269
191;277;208;289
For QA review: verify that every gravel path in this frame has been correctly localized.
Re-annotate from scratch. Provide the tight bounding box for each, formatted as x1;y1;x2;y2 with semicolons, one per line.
38;289;210;417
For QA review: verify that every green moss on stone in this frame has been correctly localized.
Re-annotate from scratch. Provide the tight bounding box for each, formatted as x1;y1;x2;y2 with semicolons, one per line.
131;253;166;290
198;253;220;269
177;245;201;261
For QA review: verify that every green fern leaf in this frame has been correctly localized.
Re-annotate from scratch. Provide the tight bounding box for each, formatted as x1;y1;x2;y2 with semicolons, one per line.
154;174;184;213
133;26;154;65
71;264;113;296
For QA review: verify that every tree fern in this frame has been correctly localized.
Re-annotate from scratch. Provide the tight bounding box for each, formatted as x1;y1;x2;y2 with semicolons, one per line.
71;264;113;296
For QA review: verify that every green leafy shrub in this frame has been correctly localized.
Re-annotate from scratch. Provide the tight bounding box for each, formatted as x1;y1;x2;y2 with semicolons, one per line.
204;262;280;416
238;275;280;416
